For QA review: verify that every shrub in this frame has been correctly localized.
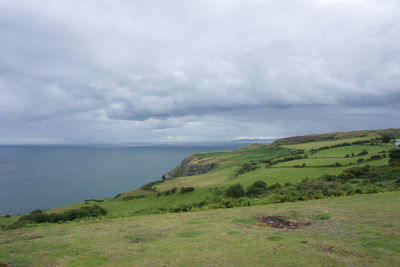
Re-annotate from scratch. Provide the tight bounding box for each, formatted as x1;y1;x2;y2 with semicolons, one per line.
141;180;162;191
344;165;370;177
369;155;381;160
122;195;146;200
267;183;282;191
381;135;392;143
235;162;259;176
226;183;245;198
247;180;268;195
180;187;195;193
357;150;368;156
8;205;108;229
389;149;400;159
84;199;104;202
389;149;400;166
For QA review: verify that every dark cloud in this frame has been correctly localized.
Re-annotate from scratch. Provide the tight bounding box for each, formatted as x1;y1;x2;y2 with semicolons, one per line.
0;0;399;143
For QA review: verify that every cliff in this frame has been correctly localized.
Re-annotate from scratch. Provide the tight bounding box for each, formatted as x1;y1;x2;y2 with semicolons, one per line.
162;155;217;180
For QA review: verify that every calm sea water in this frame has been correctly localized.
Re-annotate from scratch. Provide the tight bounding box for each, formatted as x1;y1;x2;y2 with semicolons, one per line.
0;142;270;215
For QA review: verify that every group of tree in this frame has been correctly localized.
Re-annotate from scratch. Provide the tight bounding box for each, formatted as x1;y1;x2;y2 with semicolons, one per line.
225;180;275;198
133;151;400;216
7;205;108;230
157;186;195;196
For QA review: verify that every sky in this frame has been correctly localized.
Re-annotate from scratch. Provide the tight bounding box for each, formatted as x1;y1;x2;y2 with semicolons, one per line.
0;0;399;144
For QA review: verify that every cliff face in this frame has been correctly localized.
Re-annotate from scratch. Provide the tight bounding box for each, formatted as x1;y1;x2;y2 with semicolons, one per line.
162;155;217;180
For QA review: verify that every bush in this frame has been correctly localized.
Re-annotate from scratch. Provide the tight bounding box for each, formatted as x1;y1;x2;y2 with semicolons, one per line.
369;155;381;160
180;187;195;193
235;162;259;176
344;165;370;177
381;135;392;143
267;183;282;191
122;195;146;200
8;205;108;230
389;149;400;166
247;180;268;195
389;149;400;159
357;150;368;156
141;180;162;191
226;183;245;198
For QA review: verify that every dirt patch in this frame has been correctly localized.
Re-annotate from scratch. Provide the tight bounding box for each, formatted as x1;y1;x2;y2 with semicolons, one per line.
316;244;363;258
24;235;43;240
125;234;146;243
0;262;12;267
256;215;312;229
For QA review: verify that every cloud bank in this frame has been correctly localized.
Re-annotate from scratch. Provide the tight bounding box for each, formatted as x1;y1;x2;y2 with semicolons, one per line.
0;0;399;143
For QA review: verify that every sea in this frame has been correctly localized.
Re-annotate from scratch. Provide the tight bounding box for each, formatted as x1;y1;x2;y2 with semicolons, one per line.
0;141;272;215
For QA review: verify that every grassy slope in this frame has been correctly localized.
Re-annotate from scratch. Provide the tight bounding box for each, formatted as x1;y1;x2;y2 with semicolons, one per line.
0;135;394;221
1;192;399;266
274;128;400;145
1;129;400;266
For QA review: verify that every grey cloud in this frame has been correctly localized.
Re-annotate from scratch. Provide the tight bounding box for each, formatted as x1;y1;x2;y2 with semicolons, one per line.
0;0;400;143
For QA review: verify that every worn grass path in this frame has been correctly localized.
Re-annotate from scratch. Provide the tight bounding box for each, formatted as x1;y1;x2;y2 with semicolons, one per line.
1;191;400;266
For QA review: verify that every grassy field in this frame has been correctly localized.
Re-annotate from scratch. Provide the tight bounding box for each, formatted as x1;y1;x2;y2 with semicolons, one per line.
1;192;400;266
0;134;396;222
1;129;399;266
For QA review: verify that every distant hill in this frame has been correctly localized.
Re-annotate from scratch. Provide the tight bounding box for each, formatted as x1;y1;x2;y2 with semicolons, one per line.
232;138;275;142
274;128;400;145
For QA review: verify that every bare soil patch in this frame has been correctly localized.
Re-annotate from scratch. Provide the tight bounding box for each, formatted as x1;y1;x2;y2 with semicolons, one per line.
316;244;364;258
256;215;312;229
24;235;43;240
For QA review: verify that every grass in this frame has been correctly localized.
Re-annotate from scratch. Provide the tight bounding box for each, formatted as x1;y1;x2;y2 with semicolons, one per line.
308;145;391;158
0;138;391;222
273;157;388;167
1;130;399;266
282;136;376;150
1;192;400;266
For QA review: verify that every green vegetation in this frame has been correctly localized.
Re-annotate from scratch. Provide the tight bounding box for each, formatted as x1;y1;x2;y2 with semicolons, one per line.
226;183;246;198
6;205;107;230
389;149;400;166
180;187;195;193
1;129;400;266
247;180;268;195
1;192;400;266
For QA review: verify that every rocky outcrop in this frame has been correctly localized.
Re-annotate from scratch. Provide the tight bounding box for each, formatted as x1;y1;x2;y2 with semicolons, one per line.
162;155;217;180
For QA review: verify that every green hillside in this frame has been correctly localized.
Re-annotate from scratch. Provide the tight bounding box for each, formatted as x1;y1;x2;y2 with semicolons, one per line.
1;129;400;266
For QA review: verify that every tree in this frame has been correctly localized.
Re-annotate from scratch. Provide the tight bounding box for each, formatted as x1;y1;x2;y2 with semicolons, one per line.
389;149;400;159
389;149;400;166
381;135;392;143
226;183;245;198
247;180;268;195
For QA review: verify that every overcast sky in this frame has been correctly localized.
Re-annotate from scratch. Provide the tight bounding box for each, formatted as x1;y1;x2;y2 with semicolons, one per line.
0;0;399;144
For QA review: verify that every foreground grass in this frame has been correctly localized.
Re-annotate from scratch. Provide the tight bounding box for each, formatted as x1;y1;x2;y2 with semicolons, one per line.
1;192;400;266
